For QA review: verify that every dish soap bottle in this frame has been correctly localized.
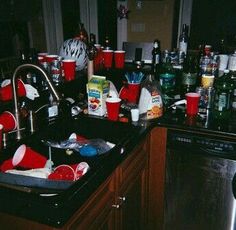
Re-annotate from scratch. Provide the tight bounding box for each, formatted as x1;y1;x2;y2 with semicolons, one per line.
138;74;163;120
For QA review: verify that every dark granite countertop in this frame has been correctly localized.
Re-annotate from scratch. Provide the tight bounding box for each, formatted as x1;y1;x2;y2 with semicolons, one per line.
0;65;235;227
0;114;151;227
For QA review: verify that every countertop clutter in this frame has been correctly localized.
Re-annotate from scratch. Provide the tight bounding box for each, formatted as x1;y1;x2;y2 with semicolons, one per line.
0;59;235;229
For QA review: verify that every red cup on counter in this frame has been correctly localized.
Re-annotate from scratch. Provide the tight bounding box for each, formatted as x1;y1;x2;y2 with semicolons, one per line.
38;52;48;62
45;54;58;63
185;92;200;115
62;59;76;81
119;83;141;104
102;50;113;69
12;144;47;169
106;97;121;121
114;50;125;69
0;79;26;101
0;111;17;132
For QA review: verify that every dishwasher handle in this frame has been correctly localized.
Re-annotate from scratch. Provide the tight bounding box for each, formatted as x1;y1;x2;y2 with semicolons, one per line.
232;173;236;199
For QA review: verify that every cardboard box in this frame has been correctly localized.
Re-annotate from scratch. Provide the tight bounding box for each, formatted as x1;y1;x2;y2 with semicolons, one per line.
87;75;109;116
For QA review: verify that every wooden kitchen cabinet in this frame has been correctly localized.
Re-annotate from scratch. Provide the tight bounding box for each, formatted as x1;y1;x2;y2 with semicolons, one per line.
0;134;150;230
66;137;150;230
148;127;167;230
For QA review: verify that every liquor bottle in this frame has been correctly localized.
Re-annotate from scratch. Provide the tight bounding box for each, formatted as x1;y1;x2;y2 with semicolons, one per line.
159;52;176;105
152;39;161;79
213;69;234;121
180;54;198;98
178;24;189;64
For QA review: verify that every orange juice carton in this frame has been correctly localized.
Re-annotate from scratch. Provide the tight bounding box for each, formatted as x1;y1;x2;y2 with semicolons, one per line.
87;75;109;116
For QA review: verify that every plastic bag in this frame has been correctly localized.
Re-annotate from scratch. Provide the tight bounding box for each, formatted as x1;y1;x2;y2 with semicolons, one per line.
42;136;115;157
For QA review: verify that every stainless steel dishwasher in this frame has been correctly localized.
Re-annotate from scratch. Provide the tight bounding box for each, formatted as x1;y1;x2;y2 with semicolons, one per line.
164;129;236;230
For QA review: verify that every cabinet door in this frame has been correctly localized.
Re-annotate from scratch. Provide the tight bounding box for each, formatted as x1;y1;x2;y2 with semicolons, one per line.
115;139;149;230
65;174;116;230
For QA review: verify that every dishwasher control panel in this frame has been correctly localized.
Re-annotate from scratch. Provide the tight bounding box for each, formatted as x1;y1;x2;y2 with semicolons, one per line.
168;130;236;156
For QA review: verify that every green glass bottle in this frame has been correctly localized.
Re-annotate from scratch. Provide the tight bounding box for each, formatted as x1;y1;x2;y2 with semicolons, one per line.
213;69;234;121
180;54;198;98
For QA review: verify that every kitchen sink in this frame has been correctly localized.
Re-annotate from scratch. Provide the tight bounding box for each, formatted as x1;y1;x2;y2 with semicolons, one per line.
0;115;142;192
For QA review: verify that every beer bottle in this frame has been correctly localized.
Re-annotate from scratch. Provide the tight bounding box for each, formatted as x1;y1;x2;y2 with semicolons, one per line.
152;39;161;79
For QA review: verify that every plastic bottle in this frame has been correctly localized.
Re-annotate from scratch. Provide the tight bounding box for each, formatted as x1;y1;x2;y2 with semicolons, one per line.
138;74;163;120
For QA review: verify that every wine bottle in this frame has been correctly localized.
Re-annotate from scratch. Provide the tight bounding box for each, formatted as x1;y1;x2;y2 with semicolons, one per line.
178;24;189;64
180;54;198;98
152;39;161;79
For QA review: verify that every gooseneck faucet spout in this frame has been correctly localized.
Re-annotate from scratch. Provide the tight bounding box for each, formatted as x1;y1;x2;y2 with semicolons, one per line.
12;63;62;140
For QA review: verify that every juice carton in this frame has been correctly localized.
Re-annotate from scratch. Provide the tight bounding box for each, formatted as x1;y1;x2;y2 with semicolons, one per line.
87;75;109;116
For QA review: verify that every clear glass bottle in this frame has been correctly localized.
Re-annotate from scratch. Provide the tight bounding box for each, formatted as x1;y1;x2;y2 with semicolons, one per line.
213;69;234;121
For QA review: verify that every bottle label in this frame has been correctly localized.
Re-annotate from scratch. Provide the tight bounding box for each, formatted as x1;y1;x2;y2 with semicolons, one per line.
179;41;187;53
154;54;160;64
215;93;229;111
182;73;197;86
147;91;163;119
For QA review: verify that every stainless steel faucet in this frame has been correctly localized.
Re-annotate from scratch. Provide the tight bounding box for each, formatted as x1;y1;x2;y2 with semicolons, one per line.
12;63;62;140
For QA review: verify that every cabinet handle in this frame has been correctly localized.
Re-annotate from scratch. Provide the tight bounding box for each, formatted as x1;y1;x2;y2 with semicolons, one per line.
112;196;126;209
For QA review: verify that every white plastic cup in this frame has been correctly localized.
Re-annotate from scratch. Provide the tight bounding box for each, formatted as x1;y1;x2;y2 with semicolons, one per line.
131;108;140;122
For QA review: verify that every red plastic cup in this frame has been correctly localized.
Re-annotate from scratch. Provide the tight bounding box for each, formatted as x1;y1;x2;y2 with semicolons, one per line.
102;50;113;69
119;83;141;104
106;97;121;121
62;59;76;81
0;111;17;132
48;164;75;181
94;44;103;72
69;133;88;142
0;124;3;149
0;79;26;101
12;144;47;169
38;52;48;62
0;158;14;172
70;162;89;180
114;50;125;69
185;92;200;115
45;54;58;63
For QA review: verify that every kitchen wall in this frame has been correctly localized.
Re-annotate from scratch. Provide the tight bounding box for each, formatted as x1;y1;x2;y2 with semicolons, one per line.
127;0;175;50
